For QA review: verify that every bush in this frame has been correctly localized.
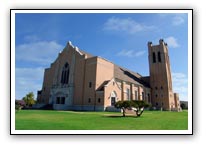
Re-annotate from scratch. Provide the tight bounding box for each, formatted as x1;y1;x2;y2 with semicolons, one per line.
181;103;188;110
15;100;22;111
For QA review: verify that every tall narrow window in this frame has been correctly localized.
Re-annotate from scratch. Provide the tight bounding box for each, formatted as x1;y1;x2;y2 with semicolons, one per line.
66;69;69;84
142;92;145;100
158;51;161;62
61;63;70;84
135;90;138;100
61;71;64;84
152;52;156;63
127;88;130;100
89;82;92;88
98;98;101;103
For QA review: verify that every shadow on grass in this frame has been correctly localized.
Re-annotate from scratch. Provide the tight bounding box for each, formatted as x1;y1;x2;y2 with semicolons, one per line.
103;114;140;118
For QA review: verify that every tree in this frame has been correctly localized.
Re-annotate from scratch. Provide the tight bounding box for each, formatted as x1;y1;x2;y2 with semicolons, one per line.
115;100;150;117
22;92;36;107
131;100;150;117
115;101;132;117
181;103;188;110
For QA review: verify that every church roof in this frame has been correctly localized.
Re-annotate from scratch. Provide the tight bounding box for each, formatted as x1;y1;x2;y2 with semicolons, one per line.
96;80;110;91
114;65;150;88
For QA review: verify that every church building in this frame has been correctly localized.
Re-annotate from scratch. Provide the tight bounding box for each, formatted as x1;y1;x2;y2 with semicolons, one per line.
37;39;180;111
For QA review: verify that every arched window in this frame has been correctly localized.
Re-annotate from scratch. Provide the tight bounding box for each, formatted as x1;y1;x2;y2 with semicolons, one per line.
61;63;70;84
152;52;156;63
158;51;161;62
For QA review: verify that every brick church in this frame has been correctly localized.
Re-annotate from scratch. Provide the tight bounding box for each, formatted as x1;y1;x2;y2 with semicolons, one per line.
37;39;180;111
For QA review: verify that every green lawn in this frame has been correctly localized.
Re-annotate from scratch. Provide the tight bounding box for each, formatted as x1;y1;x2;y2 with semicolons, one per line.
15;110;188;130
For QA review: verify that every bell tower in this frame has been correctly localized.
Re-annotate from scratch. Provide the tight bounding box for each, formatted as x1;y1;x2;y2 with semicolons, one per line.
148;39;178;110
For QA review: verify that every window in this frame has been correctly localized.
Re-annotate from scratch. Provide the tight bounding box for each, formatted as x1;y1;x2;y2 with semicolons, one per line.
127;88;130;100
155;86;158;90
162;102;164;106
89;82;92;88
135;90;138;100
161;86;163;90
142;92;145;100
156;102;158;106
98;98;101;103
158;51;161;62
88;98;91;103
61;63;70;84
156;94;158;98
152;52;156;63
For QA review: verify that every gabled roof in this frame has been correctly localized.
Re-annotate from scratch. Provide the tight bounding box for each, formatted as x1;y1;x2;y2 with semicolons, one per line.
96;80;110;91
96;78;123;92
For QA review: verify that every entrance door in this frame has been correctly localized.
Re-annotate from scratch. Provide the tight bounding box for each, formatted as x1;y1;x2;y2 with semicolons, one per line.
110;91;117;106
111;97;116;106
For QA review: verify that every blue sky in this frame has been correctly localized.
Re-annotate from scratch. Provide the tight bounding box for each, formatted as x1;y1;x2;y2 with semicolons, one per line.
15;11;189;101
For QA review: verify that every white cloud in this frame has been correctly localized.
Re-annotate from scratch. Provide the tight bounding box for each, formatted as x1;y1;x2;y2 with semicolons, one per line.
117;49;145;57
172;72;188;101
165;36;179;48
172;16;185;26
172;72;186;78
103;17;155;34
135;51;146;56
16;41;63;65
15;67;44;99
15;40;64;99
158;13;185;26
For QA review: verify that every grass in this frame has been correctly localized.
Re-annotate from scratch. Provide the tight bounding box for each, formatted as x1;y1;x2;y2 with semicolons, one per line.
15;110;188;130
